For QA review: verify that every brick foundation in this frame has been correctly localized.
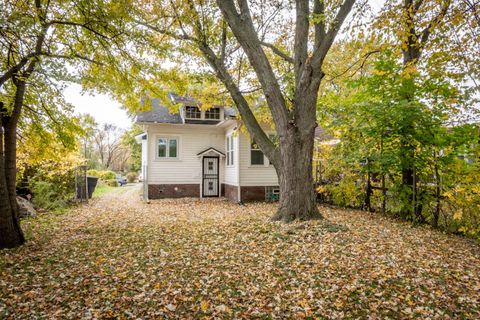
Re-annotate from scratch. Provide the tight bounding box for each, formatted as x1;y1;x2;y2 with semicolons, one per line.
224;184;239;202
240;186;265;202
148;184;200;199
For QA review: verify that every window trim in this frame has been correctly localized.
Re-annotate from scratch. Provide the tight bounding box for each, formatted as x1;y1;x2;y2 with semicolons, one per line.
155;135;180;160
226;134;235;167
184;106;202;119
205;107;221;120
249;133;277;166
250;139;265;166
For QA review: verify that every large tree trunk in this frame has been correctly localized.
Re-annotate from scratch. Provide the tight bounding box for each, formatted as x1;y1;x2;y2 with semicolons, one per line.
272;126;321;221
0;95;25;248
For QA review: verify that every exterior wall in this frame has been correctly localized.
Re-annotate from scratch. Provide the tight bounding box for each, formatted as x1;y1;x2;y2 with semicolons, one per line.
146;124;225;187
224;184;239;202
238;131;279;187
224;124;239;187
140;138;147;180
240;186;266;202
143;121;278;202
148;184;199;199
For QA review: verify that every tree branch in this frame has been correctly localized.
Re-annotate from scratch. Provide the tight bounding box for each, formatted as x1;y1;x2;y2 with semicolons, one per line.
216;0;289;131
311;0;356;70
419;0;451;46
260;41;293;64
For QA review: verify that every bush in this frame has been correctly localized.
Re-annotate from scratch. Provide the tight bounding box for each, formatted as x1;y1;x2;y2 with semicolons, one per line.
87;169;101;178
31;180;70;211
87;170;116;181
105;179;119;187
100;170;116;180
126;172;137;183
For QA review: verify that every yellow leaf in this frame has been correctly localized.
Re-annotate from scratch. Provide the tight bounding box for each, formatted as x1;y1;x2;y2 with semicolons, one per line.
453;210;462;220
200;300;209;312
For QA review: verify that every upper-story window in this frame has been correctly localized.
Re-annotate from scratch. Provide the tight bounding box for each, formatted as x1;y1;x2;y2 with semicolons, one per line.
205;107;220;120
185;106;201;119
157;137;178;159
226;135;234;166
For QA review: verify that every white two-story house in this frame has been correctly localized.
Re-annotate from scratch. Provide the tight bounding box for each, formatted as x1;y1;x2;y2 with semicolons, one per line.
136;94;279;202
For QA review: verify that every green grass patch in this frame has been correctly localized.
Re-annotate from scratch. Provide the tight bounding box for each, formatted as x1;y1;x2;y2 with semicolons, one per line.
92;184;118;198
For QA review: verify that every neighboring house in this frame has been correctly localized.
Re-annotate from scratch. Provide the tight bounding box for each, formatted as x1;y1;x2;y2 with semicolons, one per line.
136;94;279;202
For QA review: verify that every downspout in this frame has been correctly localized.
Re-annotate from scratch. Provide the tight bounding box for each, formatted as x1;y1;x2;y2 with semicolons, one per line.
236;131;241;202
145;126;150;202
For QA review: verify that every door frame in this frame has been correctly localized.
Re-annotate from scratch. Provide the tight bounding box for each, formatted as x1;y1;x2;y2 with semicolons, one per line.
201;156;220;197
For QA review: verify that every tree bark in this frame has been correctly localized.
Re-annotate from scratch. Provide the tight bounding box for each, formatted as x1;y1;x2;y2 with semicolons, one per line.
272;126;321;221
0;96;25;248
149;0;355;221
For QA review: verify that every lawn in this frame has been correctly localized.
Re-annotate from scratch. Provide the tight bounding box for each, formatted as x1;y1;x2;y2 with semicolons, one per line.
1;188;479;319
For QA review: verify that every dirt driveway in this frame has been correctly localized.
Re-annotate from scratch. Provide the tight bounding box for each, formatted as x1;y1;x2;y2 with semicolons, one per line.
1;185;479;319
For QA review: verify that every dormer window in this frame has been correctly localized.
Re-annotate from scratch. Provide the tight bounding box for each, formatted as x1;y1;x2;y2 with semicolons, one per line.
185;106;201;119
205;107;220;120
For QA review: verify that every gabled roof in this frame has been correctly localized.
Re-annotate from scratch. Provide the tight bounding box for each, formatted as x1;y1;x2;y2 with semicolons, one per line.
136;94;238;124
197;147;226;157
167;92;197;106
136;99;183;124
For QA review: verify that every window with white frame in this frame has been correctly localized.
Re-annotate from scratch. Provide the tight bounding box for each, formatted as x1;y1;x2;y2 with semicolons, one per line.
250;134;277;165
157;137;178;159
250;139;264;165
185;106;201;119
205;107;220;120
226;135;234;166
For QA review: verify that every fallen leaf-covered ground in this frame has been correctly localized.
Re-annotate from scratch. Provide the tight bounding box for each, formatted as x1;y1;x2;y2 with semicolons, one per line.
1;185;479;319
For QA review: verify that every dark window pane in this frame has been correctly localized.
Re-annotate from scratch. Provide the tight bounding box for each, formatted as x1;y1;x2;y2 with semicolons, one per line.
251;150;264;165
158;139;167;157
205;107;220;119
169;139;177;157
186;106;201;119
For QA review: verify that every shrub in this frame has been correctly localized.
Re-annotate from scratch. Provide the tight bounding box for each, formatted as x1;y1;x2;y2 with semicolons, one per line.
87;170;116;181
99;170;116;180
87;169;101;178
105;179;119;187
31;180;70;210
126;172;137;183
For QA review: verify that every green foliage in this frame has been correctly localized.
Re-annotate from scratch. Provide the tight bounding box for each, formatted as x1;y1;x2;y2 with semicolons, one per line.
31;181;69;211
87;170;116;181
87;169;101;178
126;172;137;183
24;157;78;211
121;125;143;172
318;50;480;239
105;179;119;187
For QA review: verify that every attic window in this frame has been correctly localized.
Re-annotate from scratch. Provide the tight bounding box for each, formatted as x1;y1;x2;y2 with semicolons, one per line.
205;107;220;120
185;106;201;119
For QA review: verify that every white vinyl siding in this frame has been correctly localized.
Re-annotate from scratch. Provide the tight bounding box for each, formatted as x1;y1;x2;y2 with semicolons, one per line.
226;134;235;166
239;132;278;186
148;125;225;184
224;125;239;186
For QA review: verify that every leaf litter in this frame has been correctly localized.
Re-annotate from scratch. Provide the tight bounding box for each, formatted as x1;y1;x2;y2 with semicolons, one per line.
1;185;479;319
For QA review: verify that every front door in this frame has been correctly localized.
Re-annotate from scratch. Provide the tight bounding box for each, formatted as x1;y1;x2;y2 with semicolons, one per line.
202;157;219;197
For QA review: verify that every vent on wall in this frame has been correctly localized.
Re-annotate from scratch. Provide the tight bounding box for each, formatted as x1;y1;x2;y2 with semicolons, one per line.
265;186;280;202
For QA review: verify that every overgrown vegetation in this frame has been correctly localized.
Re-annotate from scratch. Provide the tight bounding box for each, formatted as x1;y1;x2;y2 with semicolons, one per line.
317;52;480;239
